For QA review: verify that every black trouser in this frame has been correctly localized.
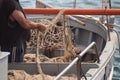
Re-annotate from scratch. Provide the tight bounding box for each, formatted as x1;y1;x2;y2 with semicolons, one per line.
0;41;26;63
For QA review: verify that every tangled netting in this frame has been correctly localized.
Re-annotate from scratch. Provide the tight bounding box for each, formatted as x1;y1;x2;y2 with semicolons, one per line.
8;70;77;80
26;18;64;53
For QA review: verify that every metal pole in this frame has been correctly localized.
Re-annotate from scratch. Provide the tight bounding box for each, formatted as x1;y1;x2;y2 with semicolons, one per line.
77;58;81;80
54;42;96;80
73;0;77;8
109;0;112;8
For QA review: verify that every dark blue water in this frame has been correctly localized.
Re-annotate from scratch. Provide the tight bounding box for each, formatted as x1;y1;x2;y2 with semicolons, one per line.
20;0;120;80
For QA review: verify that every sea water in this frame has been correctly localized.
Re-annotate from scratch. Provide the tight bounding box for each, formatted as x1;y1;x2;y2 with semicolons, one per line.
20;0;120;80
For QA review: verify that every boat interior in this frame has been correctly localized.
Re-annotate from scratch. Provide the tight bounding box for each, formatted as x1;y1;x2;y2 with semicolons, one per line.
8;0;114;80
9;13;108;78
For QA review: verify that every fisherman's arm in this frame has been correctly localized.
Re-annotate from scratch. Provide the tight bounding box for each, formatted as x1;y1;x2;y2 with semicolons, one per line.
11;10;46;32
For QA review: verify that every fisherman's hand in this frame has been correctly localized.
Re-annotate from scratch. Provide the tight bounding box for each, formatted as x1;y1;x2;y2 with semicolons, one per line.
37;23;47;32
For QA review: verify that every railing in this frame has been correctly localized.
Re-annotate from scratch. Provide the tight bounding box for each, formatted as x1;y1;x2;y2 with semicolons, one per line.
54;41;100;80
24;8;120;15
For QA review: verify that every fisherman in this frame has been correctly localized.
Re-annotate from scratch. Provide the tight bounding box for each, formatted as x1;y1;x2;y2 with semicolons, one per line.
0;0;46;63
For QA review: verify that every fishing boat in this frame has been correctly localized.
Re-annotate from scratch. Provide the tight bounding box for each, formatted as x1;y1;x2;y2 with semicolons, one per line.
1;0;120;80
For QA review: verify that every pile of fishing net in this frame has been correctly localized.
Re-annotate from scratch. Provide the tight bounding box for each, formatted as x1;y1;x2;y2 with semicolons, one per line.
24;53;67;63
8;70;77;80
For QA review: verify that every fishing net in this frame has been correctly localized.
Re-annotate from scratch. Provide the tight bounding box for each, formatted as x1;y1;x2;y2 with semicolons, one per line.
8;70;77;80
